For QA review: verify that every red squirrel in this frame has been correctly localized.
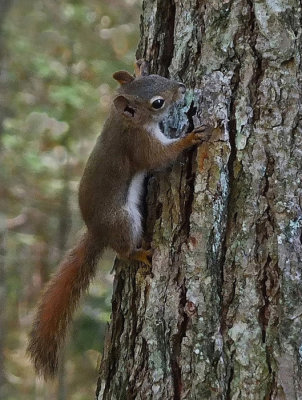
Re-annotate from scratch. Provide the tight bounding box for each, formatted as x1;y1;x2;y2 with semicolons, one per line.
27;60;212;379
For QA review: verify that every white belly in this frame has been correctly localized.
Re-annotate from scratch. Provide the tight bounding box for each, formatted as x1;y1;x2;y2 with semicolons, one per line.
124;172;145;243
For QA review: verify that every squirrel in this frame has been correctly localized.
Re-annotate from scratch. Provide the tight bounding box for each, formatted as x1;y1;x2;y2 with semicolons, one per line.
27;60;212;379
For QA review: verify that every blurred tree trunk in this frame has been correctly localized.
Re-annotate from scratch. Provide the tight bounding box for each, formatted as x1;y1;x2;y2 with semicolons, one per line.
0;0;13;138
0;1;13;397
0;223;6;399
96;0;302;399
0;0;13;27
56;161;71;400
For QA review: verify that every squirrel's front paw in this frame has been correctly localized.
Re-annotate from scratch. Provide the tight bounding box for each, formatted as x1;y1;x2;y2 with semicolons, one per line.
188;125;213;144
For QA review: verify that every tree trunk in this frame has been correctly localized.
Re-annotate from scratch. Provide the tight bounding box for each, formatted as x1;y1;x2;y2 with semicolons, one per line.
96;1;302;399
0;0;13;140
0;224;7;398
56;160;72;400
0;2;13;396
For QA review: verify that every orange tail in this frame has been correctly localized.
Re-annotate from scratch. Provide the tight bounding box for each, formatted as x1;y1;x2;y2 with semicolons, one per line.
27;232;102;379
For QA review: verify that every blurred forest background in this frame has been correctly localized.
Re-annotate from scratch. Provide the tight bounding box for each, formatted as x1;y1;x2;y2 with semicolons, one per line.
0;0;141;398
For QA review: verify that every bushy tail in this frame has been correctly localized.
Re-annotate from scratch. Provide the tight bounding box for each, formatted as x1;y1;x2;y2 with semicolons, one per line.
27;232;102;379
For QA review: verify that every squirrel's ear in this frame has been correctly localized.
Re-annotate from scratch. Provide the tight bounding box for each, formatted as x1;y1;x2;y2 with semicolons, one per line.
113;71;135;85
113;95;137;118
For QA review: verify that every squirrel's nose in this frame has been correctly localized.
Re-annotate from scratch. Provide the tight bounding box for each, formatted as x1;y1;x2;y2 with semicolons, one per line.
178;83;186;95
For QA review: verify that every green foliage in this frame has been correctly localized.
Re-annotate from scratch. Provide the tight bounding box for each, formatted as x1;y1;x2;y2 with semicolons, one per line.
72;297;110;353
1;0;141;398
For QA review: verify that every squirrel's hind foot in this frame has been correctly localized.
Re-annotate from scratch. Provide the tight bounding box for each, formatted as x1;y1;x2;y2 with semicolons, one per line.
129;248;153;266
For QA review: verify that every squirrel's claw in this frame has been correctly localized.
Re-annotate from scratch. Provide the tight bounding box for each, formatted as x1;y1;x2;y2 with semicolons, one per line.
192;124;209;133
189;125;213;144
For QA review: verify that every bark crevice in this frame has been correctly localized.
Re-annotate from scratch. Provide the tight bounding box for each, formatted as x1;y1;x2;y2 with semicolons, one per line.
170;282;188;400
220;60;240;398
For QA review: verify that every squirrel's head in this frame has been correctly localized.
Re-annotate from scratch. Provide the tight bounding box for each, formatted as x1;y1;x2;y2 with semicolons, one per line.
112;69;185;125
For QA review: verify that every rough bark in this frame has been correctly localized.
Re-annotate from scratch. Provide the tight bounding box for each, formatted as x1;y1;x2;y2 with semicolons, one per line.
96;0;302;399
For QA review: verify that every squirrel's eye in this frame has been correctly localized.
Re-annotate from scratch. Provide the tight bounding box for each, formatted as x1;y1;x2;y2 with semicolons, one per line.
151;97;165;110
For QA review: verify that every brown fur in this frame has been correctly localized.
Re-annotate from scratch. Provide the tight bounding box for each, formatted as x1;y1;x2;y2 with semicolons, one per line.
28;62;212;379
27;232;101;378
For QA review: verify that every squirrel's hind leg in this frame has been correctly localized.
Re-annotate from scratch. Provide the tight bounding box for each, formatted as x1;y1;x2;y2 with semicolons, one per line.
111;210;152;266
